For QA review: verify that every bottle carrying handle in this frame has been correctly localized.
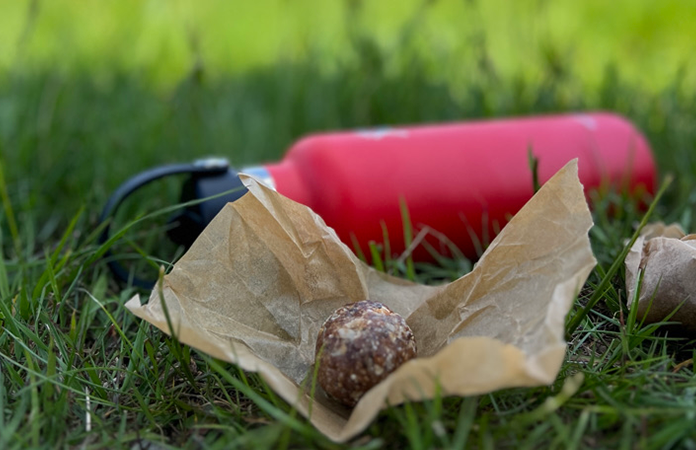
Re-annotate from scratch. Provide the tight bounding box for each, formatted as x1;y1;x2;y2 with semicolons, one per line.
98;159;233;288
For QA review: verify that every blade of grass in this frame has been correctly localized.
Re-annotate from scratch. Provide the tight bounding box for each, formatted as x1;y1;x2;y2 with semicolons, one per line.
528;145;541;193
0;154;21;254
451;397;478;450
21;347;41;448
0;384;30;449
381;220;392;271
368;241;385;272
399;197;416;281
205;357;312;437
350;234;367;263
156;266;197;387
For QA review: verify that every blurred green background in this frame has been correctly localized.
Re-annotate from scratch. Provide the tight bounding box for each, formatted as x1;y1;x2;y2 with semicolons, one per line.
2;0;695;89
1;0;695;247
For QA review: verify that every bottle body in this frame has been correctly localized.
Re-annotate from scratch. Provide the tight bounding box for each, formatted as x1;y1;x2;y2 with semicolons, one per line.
253;113;655;260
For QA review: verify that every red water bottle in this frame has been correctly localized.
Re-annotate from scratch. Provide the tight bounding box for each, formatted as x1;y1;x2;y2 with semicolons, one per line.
243;112;655;259
101;112;657;286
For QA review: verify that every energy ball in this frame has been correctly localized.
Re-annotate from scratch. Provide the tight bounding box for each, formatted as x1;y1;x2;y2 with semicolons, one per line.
315;300;417;407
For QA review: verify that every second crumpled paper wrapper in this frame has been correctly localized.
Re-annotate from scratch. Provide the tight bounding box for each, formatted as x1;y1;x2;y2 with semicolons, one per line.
625;222;696;331
126;160;596;442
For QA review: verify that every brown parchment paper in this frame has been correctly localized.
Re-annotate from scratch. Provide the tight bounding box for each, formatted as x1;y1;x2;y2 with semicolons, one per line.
625;223;696;331
125;160;596;442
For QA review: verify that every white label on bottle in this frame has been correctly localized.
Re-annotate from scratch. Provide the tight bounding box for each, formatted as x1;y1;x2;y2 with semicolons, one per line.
355;127;409;140
572;114;598;131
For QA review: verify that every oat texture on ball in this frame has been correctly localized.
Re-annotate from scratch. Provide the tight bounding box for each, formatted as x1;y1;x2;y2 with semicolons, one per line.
315;300;417;407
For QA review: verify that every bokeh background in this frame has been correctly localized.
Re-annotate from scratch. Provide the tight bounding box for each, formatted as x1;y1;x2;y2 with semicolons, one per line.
1;0;696;244
2;0;694;88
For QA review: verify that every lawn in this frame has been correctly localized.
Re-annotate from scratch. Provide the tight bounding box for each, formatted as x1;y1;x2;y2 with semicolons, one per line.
1;1;696;448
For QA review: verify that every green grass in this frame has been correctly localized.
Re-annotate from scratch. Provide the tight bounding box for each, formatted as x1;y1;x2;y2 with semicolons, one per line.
2;1;696;448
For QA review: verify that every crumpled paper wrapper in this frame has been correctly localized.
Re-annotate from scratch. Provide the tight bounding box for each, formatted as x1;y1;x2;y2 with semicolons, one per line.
125;160;596;442
625;222;696;331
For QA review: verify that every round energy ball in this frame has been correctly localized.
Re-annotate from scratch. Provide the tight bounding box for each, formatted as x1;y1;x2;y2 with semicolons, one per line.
315;300;417;407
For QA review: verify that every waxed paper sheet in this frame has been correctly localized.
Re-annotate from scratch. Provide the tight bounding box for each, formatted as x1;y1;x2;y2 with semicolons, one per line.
625;223;696;331
126;160;596;442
